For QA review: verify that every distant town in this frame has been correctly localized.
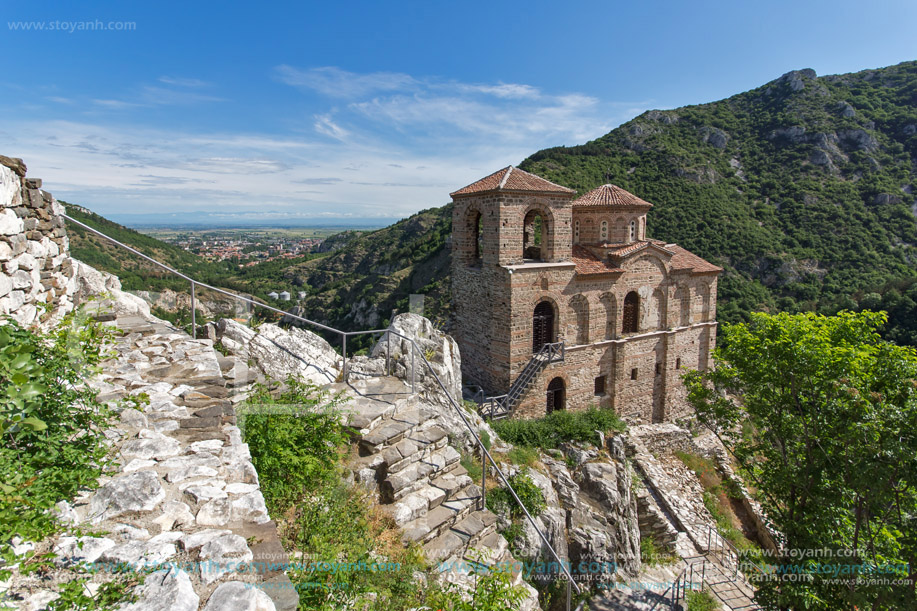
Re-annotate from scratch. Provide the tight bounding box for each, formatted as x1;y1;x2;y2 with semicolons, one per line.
143;227;348;266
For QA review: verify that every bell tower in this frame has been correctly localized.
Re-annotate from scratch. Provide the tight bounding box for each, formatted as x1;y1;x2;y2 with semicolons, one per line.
450;166;575;394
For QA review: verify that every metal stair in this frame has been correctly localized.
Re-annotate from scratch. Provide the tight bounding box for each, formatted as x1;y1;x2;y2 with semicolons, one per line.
477;341;564;419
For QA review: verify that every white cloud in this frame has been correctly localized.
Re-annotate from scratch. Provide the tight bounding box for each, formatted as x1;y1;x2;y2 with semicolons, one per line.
1;68;655;222
274;65;417;98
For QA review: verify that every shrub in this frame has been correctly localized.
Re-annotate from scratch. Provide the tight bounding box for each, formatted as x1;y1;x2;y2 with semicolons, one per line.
492;407;625;450
486;469;546;519
640;534;678;567
0;312;115;556
685;588;719;611
239;377;347;513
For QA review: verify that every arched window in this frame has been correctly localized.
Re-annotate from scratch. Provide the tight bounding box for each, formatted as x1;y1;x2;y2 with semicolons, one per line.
547;377;565;413
574;220;580;243
622;291;639;334
629;220;637;243
600;220;608;241
533;301;555;352
466;209;483;265
523;210;547;260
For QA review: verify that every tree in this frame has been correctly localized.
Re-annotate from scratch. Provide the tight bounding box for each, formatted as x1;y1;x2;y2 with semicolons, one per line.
684;311;917;610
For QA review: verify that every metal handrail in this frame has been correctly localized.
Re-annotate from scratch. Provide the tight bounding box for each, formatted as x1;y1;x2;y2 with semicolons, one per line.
478;340;564;419
62;213;584;606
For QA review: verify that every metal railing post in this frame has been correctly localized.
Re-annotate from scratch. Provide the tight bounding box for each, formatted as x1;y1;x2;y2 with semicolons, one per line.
190;281;196;338
566;578;572;611
342;333;348;383
480;449;486;511
386;331;391;376
410;343;415;393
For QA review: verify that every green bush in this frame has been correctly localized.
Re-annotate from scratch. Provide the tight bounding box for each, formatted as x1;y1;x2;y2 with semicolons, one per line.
492;407;625;450
0;312;115;557
486;469;547;519
640;534;678;567
685;588;719;611
239;378;347;513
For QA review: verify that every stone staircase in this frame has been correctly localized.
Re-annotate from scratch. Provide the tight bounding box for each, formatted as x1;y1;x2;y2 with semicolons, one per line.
330;378;533;593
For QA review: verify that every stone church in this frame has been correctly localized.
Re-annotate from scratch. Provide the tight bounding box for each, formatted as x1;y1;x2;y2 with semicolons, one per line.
450;166;721;423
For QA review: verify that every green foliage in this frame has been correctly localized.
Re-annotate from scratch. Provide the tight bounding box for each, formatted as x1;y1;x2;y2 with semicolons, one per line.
520;62;917;346
684;310;917;610
239;378;347;513
45;575;140;611
0;312;115;558
486;469;547;519
426;565;528;611
460;451;483;482
506;445;539;467
492;407;625;450
640;534;678;567
684;588;719;611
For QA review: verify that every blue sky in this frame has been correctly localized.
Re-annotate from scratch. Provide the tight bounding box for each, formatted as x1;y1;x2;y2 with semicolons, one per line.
1;0;915;224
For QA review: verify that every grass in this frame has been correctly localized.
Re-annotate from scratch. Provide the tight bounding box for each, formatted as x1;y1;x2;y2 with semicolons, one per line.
675;451;758;554
492;407;626;450
640;534;678;567
506;445;539;467
685;588;719;611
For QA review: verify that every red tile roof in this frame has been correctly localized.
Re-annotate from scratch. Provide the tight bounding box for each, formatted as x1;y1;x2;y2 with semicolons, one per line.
572;184;654;208
572;245;623;276
667;244;723;273
601;241;655;257
450;166;574;197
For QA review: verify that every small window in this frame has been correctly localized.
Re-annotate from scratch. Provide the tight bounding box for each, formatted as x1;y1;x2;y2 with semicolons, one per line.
600;220;608;241
655;363;662;376
629;220;636;242
676;358;681;369
574;220;580;243
631;368;638;380
594;376;606;395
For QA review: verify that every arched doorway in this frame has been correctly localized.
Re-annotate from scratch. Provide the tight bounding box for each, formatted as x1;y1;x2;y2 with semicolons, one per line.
533;301;555;352
622;291;639;334
546;377;565;413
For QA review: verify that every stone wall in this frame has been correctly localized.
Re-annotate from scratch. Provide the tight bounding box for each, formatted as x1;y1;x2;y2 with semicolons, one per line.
0;156;74;327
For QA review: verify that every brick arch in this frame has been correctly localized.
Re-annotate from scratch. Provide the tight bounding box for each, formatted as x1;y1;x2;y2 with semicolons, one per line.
600;292;618;339
545;372;571;414
568;294;590;345
518;201;557;261
462;204;484;264
531;294;562;351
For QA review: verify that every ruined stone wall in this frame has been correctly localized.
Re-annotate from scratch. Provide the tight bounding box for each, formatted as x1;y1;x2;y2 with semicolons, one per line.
0;156;74;327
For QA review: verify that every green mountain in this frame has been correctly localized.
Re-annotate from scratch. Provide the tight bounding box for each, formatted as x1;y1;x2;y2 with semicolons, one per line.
520;62;917;345
62;61;917;347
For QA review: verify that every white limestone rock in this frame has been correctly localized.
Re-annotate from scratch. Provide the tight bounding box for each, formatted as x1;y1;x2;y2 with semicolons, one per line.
198;533;253;585
202;581;276;611
89;471;165;523
118;569;199;611
54;536;117;565
120;430;181;461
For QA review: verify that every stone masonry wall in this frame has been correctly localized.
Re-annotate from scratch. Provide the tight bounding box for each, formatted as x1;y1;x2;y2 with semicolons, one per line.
0;156;75;327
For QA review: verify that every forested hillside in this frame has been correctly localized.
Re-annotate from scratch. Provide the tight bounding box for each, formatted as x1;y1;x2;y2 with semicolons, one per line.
521;61;917;345
63;61;917;346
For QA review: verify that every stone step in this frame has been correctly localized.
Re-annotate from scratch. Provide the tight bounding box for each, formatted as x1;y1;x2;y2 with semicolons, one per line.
359;408;434;454
451;510;498;548
400;485;481;544
344;395;397;432
383;485;448;526
382;445;461;501
381;426;449;474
